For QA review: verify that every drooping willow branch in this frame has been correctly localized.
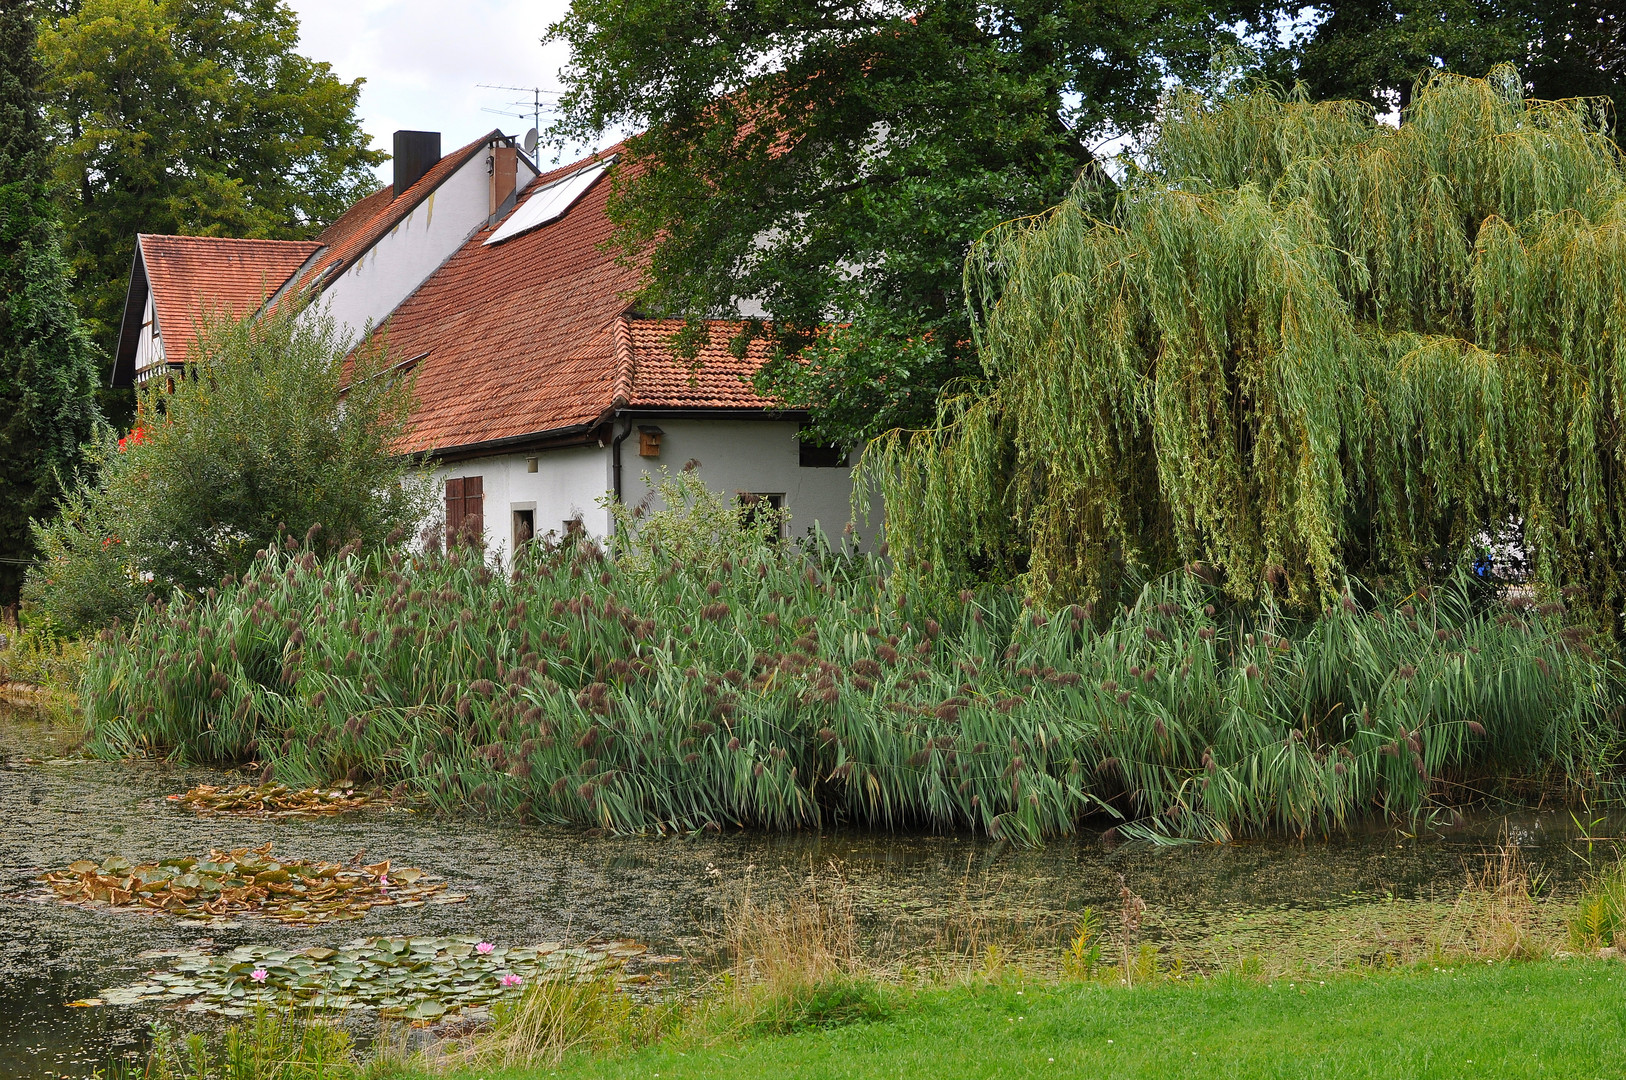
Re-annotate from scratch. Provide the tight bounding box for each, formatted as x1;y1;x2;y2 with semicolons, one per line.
860;67;1626;612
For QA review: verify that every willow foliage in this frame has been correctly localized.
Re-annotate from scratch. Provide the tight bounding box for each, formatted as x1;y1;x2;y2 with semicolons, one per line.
864;68;1626;612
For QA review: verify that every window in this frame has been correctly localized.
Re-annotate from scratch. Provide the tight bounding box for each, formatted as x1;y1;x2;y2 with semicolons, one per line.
738;492;785;541
798;438;848;468
445;476;484;545
513;508;535;550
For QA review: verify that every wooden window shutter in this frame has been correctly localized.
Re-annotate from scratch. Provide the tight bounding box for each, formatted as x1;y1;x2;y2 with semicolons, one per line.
445;477;465;544
445;477;465;531
464;476;484;537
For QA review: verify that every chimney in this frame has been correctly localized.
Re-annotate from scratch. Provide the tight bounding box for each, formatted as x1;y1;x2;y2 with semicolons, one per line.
392;130;441;197
488;145;518;220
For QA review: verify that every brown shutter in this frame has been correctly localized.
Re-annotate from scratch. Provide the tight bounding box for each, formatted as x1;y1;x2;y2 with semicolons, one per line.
464;476;484;538
445;477;465;543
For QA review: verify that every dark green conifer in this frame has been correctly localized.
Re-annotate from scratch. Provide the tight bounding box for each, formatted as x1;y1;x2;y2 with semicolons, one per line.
0;0;102;608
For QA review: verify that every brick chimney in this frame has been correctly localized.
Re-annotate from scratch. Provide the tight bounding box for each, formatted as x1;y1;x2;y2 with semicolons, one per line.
489;145;518;220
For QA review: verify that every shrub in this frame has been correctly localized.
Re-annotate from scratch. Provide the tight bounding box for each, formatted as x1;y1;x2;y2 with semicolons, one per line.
24;304;432;632
1571;861;1626;951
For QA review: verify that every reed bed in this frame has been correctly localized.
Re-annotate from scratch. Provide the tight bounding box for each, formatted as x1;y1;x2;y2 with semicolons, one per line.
81;529;1619;845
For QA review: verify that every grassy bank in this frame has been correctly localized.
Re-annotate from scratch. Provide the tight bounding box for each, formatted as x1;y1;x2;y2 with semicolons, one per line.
490;962;1625;1080
80;506;1619;843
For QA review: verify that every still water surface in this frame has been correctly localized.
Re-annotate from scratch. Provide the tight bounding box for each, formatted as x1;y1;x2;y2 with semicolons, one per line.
0;707;1610;1077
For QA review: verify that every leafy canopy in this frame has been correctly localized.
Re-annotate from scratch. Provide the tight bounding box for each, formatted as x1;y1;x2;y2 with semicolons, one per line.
36;0;384;355
1278;0;1626;123
0;0;101;606
25;305;432;631
546;0;1264;447
863;68;1626;613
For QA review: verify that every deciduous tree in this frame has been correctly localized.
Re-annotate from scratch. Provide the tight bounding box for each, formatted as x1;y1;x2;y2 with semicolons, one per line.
864;70;1626;619
36;0;384;359
547;0;1266;447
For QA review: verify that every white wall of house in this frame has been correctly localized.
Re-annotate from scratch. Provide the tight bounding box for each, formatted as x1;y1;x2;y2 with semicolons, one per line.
437;443;612;564
134;288;164;379
433;419;876;566
621;419;870;548
318;143;537;342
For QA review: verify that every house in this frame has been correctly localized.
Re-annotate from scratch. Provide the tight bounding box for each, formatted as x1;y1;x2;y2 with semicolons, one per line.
113;130;865;562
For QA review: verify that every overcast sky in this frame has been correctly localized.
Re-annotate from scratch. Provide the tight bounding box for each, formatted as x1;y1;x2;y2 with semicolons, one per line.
284;0;600;180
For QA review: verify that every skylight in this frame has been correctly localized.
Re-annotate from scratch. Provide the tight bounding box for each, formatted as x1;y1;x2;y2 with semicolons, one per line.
484;157;615;246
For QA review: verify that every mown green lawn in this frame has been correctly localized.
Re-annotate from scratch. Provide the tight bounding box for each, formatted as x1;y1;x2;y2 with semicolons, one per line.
493;961;1626;1080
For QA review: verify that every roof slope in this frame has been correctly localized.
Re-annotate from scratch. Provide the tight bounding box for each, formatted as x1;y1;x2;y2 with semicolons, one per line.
620;318;776;410
140;235;321;364
378;150;780;454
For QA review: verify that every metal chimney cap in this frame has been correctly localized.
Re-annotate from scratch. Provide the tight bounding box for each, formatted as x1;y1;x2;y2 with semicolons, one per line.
392;130;442;198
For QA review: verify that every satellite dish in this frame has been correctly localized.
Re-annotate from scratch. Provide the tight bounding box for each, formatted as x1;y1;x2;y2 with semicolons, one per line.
523;128;539;155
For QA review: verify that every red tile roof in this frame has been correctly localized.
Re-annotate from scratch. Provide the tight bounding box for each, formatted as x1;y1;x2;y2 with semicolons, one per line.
620;319;776;410
139;235;321;365
378;149;783;454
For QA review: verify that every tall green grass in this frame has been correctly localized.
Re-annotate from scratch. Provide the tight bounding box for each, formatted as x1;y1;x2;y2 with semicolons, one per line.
82;527;1618;844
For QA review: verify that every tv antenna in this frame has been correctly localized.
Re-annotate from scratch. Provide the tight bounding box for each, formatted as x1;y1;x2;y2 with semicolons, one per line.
476;84;559;157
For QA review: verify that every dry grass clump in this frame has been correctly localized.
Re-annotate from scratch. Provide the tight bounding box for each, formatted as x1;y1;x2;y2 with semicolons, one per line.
1448;836;1548;960
444;977;639;1072
709;866;891;1035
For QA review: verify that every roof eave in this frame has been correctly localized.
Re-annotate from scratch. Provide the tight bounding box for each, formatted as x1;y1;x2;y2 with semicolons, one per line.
111;239;150;389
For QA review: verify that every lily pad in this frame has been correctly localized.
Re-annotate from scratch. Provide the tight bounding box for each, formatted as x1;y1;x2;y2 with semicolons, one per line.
165;783;390;817
42;843;459;926
82;935;677;1020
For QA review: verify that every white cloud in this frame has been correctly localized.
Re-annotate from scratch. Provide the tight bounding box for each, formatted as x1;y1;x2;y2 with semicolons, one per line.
284;0;600;180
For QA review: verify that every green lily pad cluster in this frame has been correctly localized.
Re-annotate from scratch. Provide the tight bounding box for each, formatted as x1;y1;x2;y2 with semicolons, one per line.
79;936;674;1020
43;844;462;924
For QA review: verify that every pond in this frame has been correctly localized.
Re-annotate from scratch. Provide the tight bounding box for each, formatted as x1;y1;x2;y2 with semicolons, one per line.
0;705;1612;1077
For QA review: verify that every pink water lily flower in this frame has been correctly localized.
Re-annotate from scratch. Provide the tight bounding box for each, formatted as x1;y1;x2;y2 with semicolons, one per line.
500;974;523;988
250;969;268;982
476;942;495;954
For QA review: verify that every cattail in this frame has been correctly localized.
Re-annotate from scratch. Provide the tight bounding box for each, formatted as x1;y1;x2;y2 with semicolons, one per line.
1245;664;1260;679
1116;691;1131;705
1102;679;1118;693
752;761;765;777
1467;721;1486;736
1397;665;1416;679
727;737;741;751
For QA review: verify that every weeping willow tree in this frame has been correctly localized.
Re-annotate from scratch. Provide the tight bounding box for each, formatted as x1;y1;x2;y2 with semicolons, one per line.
864;67;1626;616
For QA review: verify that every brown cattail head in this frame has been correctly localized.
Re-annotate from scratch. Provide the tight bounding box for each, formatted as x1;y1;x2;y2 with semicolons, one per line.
1468;721;1486;736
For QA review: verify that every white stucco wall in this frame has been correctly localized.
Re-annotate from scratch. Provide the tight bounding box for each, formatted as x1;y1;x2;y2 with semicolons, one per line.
432;419;881;566
317;143;538;343
437;444;612;564
134;288;164;379
620;419;874;549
